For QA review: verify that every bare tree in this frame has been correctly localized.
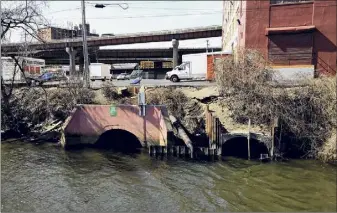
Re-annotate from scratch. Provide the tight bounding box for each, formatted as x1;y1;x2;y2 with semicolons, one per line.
1;1;49;133
1;1;47;40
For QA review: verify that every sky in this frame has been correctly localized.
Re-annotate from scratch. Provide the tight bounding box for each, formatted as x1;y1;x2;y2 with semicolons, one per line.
6;1;223;49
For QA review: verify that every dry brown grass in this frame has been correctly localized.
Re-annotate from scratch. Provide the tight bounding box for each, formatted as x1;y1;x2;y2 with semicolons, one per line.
318;131;337;163
146;88;188;118
215;49;336;159
1;83;97;134
146;87;204;134
101;82;119;101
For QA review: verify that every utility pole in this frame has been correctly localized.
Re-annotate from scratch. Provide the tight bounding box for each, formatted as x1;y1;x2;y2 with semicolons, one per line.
81;0;90;88
0;0;2;79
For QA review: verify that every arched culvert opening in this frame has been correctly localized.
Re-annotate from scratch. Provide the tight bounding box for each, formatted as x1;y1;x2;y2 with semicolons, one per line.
221;137;269;159
95;129;142;153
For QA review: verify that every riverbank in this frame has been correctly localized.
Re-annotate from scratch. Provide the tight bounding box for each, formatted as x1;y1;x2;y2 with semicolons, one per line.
1;80;336;163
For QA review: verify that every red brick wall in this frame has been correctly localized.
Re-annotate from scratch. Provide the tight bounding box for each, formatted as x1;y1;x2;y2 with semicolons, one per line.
207;54;229;80
244;0;270;57
270;2;313;28
241;0;336;76
312;0;337;75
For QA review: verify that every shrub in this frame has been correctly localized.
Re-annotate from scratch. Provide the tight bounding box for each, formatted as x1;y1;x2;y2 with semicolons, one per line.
102;84;119;100
146;88;188;119
215;49;336;159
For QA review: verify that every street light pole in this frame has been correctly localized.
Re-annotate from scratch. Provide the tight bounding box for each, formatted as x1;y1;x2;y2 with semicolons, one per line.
79;1;128;88
81;0;90;88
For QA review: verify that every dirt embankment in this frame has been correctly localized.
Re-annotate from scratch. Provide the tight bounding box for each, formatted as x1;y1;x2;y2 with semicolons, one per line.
177;86;269;135
2;82;335;163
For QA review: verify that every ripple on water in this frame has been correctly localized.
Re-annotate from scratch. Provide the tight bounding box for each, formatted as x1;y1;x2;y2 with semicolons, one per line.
1;142;336;212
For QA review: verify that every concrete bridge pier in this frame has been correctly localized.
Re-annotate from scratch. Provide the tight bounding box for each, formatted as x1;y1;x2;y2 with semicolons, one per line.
78;56;84;75
66;47;77;77
172;39;179;68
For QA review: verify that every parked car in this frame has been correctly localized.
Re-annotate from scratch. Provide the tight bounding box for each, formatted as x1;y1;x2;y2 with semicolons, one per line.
116;73;130;80
27;72;67;85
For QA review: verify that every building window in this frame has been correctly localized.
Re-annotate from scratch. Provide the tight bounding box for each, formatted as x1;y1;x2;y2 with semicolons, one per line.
270;0;312;5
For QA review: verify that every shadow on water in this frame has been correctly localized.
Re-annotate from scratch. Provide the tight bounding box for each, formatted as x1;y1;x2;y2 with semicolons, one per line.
64;129;143;154
95;129;143;153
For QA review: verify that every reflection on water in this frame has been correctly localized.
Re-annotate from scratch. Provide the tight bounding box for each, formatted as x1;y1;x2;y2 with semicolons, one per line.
1;141;336;212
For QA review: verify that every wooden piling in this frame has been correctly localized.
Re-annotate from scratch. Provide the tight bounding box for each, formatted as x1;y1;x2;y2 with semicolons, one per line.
210;148;214;156
174;146;178;156
169;146;173;156
153;146;157;156
247;118;251;160
157;146;162;155
163;146;167;156
180;146;185;156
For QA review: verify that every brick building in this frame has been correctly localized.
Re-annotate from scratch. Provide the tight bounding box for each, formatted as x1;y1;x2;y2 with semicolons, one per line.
222;0;336;76
38;24;99;41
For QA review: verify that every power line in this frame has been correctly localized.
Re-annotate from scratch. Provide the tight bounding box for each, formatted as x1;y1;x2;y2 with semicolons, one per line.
55;11;222;20
86;1;179;6
49;7;81;14
89;11;221;19
47;3;336;17
98;5;222;12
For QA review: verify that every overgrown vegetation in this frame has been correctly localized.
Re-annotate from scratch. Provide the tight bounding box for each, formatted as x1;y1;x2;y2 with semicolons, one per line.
1;83;96;135
146;88;204;135
215;49;336;161
101;82;119;100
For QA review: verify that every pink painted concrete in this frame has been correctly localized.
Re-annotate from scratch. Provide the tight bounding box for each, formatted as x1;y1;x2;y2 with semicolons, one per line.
63;105;169;147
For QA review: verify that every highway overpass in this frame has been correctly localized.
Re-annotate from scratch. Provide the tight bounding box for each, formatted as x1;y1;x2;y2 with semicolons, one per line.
29;47;222;65
2;25;222;53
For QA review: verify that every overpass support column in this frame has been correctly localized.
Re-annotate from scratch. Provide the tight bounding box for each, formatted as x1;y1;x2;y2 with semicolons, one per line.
172;39;179;68
66;47;77;77
79;56;84;74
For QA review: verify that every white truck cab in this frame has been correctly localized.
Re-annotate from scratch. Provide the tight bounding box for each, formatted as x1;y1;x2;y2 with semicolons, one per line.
166;62;191;82
166;51;232;82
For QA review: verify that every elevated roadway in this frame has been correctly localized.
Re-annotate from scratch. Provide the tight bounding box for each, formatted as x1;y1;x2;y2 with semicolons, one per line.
2;25;222;53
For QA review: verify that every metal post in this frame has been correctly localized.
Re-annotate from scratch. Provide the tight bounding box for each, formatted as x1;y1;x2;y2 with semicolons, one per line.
247;118;251;160
271;126;275;160
206;39;209;53
271;117;278;160
81;0;90;88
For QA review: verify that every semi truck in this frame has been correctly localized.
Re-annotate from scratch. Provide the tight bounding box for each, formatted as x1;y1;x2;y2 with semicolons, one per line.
89;63;111;81
165;52;231;82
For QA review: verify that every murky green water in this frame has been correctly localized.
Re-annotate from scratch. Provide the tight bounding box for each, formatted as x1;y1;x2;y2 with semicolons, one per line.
1;141;336;212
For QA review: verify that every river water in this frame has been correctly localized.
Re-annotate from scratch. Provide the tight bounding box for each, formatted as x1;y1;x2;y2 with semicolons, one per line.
1;141;336;212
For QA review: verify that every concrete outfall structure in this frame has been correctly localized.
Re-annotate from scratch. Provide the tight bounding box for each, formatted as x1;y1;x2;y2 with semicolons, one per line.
61;104;174;149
